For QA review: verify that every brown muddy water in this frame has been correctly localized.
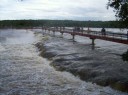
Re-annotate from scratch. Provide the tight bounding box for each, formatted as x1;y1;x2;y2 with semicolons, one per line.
0;29;127;95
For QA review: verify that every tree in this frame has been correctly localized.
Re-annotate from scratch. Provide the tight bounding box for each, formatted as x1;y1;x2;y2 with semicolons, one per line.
108;0;128;61
108;0;128;25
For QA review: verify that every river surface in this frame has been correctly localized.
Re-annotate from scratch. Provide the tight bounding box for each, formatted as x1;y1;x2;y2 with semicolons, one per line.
0;29;127;95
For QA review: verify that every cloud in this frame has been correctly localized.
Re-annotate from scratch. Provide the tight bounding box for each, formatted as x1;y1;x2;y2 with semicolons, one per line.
0;0;115;20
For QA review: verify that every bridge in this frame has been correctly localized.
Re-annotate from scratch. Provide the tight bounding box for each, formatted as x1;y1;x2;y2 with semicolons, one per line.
39;27;128;45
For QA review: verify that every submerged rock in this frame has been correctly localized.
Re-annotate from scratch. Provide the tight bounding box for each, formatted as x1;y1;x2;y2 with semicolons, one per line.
112;81;128;92
122;50;128;61
36;36;128;92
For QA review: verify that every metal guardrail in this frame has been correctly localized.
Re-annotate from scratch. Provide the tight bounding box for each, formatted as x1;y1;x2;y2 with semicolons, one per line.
82;30;128;40
44;27;128;41
59;28;128;40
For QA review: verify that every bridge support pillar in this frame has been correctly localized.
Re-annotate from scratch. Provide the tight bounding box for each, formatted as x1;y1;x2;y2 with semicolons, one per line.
61;32;63;37
90;38;95;50
53;30;55;36
42;27;44;35
92;38;95;45
72;34;75;41
63;27;65;31
81;27;83;34
42;27;43;31
60;27;62;31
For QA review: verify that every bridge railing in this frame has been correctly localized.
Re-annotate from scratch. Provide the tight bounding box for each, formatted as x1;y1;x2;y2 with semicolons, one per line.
85;30;128;40
45;27;128;40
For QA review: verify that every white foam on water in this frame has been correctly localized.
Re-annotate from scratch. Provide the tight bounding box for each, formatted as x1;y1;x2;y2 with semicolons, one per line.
0;43;5;52
0;29;127;95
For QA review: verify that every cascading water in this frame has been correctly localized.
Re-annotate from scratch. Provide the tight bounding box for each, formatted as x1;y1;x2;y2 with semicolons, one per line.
0;29;127;95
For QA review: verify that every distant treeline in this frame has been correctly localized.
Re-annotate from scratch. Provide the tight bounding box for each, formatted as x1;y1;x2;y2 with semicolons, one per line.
0;20;127;28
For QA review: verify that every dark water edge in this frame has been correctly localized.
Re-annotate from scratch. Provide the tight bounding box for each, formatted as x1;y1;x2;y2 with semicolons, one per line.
35;35;128;93
122;50;128;61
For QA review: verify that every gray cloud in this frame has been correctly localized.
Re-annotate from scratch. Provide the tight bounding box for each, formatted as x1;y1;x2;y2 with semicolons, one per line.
0;0;115;20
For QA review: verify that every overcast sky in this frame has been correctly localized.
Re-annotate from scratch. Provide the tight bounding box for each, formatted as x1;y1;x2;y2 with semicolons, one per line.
0;0;116;21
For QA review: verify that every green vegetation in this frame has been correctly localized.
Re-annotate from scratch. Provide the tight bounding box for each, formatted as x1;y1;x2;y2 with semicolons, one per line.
108;0;128;26
107;0;128;61
0;20;126;29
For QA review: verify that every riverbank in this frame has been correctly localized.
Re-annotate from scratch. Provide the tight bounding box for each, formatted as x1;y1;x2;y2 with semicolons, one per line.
35;32;128;92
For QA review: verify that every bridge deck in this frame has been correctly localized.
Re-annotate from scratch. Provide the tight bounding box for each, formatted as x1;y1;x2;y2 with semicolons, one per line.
42;27;128;44
30;27;128;45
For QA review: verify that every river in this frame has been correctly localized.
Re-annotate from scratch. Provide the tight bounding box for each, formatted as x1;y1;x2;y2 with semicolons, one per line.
0;29;127;95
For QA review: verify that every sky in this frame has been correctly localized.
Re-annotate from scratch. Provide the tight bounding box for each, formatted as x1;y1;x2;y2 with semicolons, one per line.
0;0;116;21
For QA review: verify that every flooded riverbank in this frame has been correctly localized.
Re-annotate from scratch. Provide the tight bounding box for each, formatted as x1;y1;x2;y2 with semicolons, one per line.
0;29;127;95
